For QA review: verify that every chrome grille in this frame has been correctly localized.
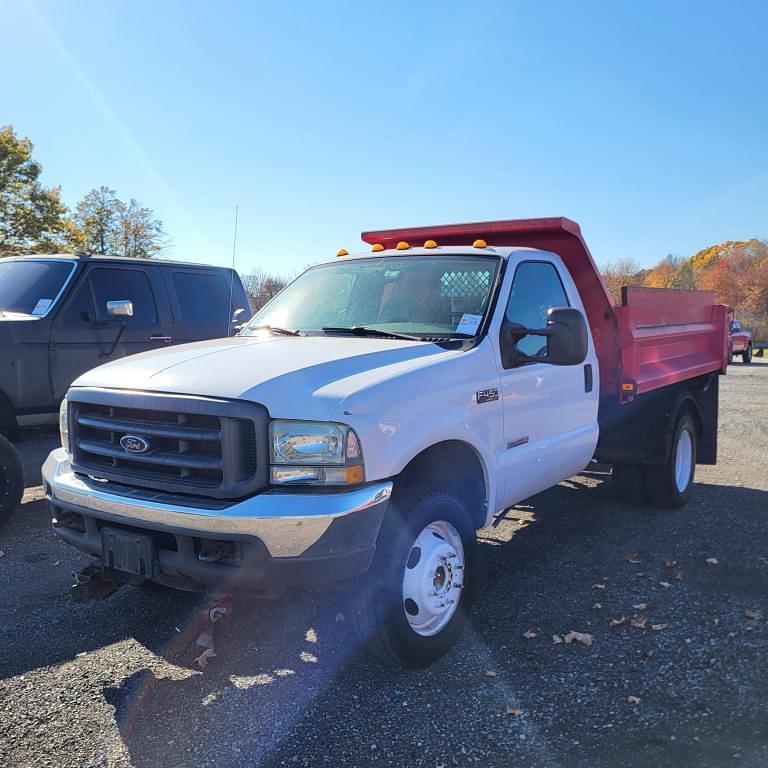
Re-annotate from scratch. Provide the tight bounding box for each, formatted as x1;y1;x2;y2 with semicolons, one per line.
69;389;267;499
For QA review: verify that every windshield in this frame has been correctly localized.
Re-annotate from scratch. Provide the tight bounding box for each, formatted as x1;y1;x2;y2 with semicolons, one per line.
0;260;75;316
243;255;500;338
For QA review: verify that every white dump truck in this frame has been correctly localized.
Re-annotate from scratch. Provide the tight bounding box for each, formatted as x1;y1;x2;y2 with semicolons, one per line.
44;217;728;667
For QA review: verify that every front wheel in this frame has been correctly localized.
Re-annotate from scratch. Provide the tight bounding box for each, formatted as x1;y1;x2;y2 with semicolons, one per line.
350;488;477;668
0;434;24;527
742;345;753;364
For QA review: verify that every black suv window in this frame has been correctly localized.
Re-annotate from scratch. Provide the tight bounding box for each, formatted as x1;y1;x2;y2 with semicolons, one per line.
172;271;230;331
90;267;158;326
504;261;569;357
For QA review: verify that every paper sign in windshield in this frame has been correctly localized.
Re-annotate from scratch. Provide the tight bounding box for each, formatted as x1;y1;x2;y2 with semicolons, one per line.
31;299;53;316
456;313;482;335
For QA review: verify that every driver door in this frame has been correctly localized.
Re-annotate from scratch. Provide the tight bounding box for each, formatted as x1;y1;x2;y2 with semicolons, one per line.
49;264;170;400
497;259;599;507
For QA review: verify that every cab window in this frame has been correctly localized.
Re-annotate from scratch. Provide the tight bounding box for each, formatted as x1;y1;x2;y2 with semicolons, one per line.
504;261;569;357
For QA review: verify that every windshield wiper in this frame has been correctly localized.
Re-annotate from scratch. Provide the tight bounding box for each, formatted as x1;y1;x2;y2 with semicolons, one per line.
248;325;300;336
322;325;424;341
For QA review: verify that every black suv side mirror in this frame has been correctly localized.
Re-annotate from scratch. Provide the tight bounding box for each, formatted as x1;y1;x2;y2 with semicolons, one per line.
499;307;588;368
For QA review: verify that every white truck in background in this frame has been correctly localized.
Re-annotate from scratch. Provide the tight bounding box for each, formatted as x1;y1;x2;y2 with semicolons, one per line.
43;218;728;667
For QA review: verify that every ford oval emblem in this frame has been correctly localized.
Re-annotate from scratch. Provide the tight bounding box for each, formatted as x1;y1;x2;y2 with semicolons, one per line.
120;434;151;454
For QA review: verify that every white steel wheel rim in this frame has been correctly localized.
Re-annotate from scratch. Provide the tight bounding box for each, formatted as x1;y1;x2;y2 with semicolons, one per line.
402;520;464;637
675;428;693;493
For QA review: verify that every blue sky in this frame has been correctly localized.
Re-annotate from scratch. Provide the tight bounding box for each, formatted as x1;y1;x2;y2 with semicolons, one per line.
2;0;766;273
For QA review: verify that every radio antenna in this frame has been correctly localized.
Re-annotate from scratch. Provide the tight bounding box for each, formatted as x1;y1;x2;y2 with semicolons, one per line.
227;205;239;336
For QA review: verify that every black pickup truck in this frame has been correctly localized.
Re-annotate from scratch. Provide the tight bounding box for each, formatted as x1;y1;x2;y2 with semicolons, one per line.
0;253;251;522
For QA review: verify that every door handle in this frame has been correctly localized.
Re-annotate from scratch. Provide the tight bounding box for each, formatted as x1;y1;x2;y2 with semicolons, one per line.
150;335;173;343
583;364;593;393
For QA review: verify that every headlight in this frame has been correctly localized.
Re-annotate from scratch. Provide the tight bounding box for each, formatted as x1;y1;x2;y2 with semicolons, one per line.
269;420;364;485
59;395;70;452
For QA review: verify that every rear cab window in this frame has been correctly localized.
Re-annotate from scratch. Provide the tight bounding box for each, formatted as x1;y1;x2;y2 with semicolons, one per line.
171;271;231;331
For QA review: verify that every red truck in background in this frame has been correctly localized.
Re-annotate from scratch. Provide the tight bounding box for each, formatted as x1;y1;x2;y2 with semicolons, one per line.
727;310;753;364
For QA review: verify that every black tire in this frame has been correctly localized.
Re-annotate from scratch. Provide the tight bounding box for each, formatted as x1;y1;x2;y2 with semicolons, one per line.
0;434;24;527
727;345;734;365
350;488;477;669
742;345;752;364
645;412;696;509
612;462;647;505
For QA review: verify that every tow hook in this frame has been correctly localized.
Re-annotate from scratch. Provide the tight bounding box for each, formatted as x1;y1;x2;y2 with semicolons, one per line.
70;564;126;605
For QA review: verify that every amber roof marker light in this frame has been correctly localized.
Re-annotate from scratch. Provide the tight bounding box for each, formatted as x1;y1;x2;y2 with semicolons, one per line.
424;240;438;249
395;241;410;250
336;248;349;257
371;243;384;252
473;239;487;248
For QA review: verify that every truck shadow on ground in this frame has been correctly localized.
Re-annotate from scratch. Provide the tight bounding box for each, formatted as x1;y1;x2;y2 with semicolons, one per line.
96;470;768;768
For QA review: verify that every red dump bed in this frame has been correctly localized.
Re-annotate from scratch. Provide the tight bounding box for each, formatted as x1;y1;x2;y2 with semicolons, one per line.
361;218;729;402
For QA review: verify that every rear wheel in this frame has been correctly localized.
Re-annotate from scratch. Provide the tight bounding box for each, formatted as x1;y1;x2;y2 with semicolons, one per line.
350;488;477;668
0;434;24;527
646;412;696;509
742;344;752;364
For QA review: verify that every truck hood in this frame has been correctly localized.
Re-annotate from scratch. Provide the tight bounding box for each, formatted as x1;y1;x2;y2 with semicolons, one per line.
72;335;461;420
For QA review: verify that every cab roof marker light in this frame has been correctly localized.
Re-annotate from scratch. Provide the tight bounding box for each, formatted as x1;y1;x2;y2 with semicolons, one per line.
396;241;410;250
473;239;487;248
371;243;385;252
336;248;349;257
423;239;438;249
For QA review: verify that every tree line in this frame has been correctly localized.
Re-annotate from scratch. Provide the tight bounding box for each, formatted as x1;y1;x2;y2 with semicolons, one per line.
0;125;165;259
602;240;768;342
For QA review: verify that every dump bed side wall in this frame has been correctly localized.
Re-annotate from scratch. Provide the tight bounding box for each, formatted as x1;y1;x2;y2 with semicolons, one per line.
616;286;728;400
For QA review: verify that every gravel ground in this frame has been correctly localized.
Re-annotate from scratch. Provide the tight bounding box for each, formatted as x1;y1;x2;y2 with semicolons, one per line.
1;361;766;768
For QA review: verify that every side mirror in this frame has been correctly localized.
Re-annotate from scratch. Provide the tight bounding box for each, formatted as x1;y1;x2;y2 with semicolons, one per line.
499;307;588;368
546;307;588;365
232;307;247;324
106;300;134;319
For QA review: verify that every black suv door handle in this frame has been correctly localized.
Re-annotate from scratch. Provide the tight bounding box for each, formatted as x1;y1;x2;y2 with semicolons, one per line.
150;335;173;343
584;363;593;393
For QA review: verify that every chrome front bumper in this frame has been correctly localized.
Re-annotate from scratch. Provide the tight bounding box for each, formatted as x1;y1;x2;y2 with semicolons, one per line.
43;448;392;558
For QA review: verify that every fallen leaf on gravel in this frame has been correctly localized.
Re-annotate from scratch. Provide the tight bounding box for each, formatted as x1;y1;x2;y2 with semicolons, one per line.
522;630;537;639
675;573;684;581
194;648;216;670
52;560;60;567
335;612;345;622
610;617;626;628
705;558;719;565
713;617;720;626
636;571;648;577
633;603;649;610
485;670;497;679
552;634;563;644
593;583;606;590
744;609;764;620
651;623;668;631
592;602;604;609
564;631;594;647
684;638;693;645
630;617;648;629
627;554;641;564
659;581;672;588
505;708;524;716
0;549;5;557
627;695;641;705
642;650;654;662
209;600;233;623
664;559;677;568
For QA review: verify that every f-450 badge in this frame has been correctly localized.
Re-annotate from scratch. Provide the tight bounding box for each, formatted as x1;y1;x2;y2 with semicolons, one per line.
476;388;499;404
